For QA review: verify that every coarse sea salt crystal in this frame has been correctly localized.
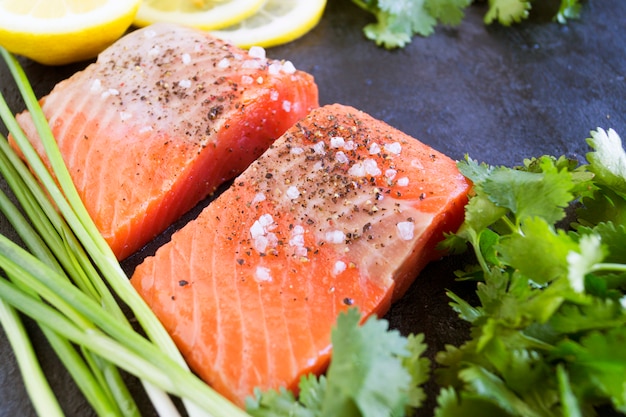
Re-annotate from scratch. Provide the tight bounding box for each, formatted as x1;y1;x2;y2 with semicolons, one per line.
290;146;304;155
333;260;347;275
289;233;305;248
241;75;254;85
364;159;382;176
139;126;153;134
335;151;349;164
255;266;272;283
250;221;265;239
181;53;191;65
397;221;414;241
119;112;132;121
282;100;291;112
286;186;300;200
369;143;381;155
270;90;279;101
268;62;282;75
397;177;409;186
252;192;266;204
178;79;192;89
217;58;230;68
242;60;262;70
266;232;278;248
101;88;119;99
313;141;326;155
248;46;266;59
90;79;102;93
289;225;305;247
385;169;397;179
259;213;275;228
348;162;366;177
144;29;156;38
148;47;160;57
330;136;345;148
281;61;296;74
325;230;345;244
384;142;402;155
254;235;268;253
343;140;356;151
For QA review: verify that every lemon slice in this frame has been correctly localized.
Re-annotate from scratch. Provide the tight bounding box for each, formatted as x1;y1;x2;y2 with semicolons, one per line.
0;0;140;66
134;0;266;30
210;0;327;48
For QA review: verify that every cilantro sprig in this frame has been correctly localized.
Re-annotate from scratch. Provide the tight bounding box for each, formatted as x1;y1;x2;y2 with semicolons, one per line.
351;0;583;49
435;127;626;416
246;308;431;417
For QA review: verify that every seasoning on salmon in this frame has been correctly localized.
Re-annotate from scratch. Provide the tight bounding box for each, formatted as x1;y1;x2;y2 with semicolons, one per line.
130;103;471;406
12;22;319;260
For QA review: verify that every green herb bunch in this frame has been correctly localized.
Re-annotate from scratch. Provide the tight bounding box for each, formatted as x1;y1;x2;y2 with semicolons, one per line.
352;0;583;49
435;127;626;416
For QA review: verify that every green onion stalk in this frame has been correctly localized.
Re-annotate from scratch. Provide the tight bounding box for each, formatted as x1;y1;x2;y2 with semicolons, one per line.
0;47;251;417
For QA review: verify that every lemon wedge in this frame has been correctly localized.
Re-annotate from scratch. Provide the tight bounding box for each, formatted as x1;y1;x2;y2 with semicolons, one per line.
210;0;327;48
0;0;140;66
134;0;266;30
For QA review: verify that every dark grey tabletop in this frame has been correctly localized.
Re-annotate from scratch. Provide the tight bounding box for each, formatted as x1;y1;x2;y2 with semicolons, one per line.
1;0;625;415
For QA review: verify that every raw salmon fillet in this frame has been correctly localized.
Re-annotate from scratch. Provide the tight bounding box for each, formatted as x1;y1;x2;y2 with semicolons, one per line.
13;23;318;260
130;103;471;406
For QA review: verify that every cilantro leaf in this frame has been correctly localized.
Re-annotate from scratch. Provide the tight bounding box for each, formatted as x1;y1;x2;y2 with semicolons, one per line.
549;298;626;334
496;217;577;286
354;0;437;48
352;0;582;49
323;308;412;416
402;333;431;409
552;327;626;413
556;0;583;23
434;386;509;416
484;0;531;26
247;308;431;417
586;128;626;196
425;0;472;26
245;386;315;417
481;159;575;227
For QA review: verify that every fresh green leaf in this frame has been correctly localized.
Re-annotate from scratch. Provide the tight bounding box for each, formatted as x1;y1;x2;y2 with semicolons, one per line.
481;159;576;226
586;128;626;196
352;0;582;49
248;309;431;416
434;386;511;417
458;365;542;417
484;0;531;26
496;217;576;286
553;327;626;412
576;188;626;232
402;333;431;409
556;364;582;417
322;309;411;416
425;0;472;26
556;0;582;24
549;298;626;334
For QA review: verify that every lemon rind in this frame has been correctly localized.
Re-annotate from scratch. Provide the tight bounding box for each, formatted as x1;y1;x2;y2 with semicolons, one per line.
210;0;327;49
133;0;266;31
0;0;141;34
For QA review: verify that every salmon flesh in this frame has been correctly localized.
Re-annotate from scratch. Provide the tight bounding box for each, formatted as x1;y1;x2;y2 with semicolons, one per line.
130;103;471;406
13;23;319;259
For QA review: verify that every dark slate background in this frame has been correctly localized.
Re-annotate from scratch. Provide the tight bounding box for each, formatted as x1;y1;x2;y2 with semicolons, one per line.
1;0;625;415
